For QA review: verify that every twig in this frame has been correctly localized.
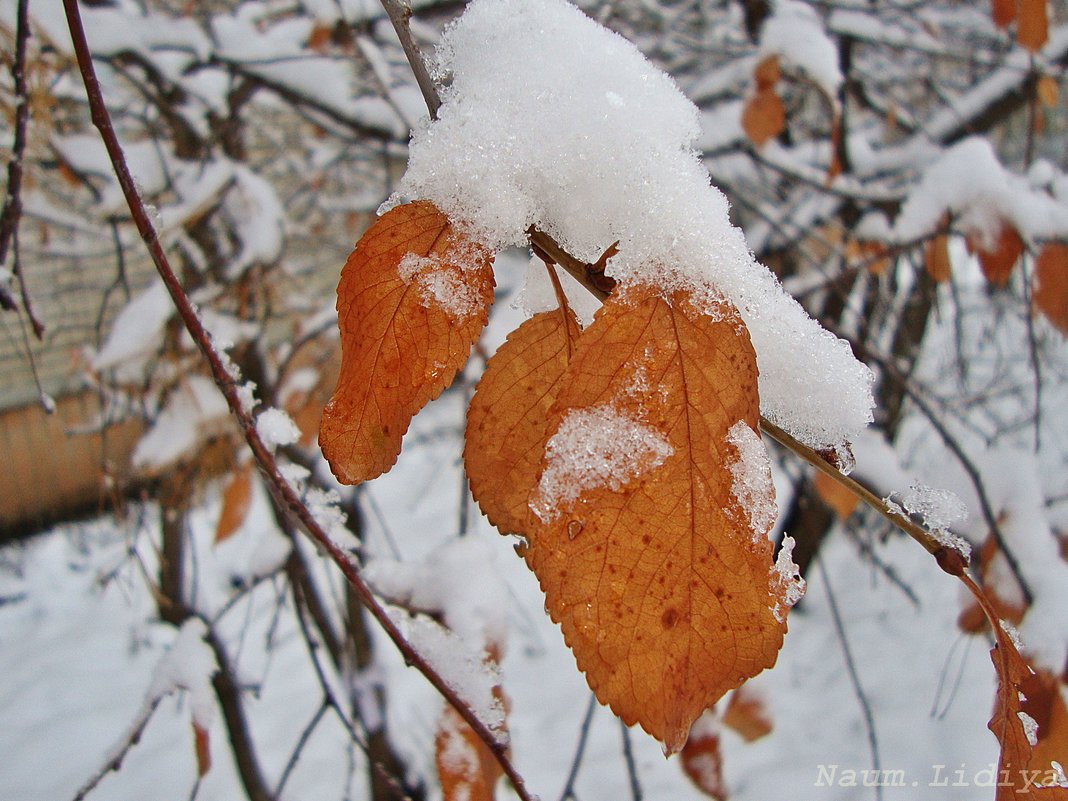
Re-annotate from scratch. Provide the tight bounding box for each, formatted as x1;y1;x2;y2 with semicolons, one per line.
817;557;883;801
61;4;533;799
274;700;330;797
71;697;164;801
0;0;46;340
557;693;598;801
618;719;643;801
380;0;442;120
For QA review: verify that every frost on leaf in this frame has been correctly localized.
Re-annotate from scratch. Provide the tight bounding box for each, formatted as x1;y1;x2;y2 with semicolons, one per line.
466;309;581;535
319;200;494;484
522;283;791;754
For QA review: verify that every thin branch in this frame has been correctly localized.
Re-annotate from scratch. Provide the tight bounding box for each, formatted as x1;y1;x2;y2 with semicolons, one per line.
618;720;643;801
557;693;598;801
817;557;883;801
61;5;533;799
380;0;442;120
71;697;164;801
273;700;330;798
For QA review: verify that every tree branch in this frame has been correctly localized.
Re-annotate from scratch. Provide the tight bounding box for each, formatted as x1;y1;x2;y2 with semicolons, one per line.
62;4;532;799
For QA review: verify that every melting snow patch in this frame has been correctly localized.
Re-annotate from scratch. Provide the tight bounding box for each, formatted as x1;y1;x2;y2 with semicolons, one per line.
770;535;806;623
726;421;777;541
530;404;673;522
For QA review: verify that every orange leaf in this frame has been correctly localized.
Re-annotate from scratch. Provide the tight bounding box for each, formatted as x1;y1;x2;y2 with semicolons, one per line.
813;468;860;520
722;685;773;742
753;55;781;90
742;88;785;148
1023;670;1068;780
961;574;1068;799
319;201;494;484
925;233;953;283
436;705;502;801
524;284;797;753
466;309;581;536
1034;243;1068;335
1037;75;1060;109
992;0;1017;27
436;644;508;801
215;464;253;544
193;721;211;777
971;224;1024;287
1019;0;1049;52
681;712;728;800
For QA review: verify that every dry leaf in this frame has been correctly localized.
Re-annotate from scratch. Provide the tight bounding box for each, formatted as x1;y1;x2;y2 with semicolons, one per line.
1037;75;1060;109
436;705;501;801
193;721;212;777
436;643;507;801
992;0;1017;27
742;88;785;148
925;233;953;283
1023;669;1068;780
1018;0;1049;53
1034;243;1068;335
970;224;1024;287
722;685;773;742
523;284;795;753
958;537;1028;634
813;469;860;520
215;464;253;544
319;201;494;484
466;309;581;535
681;712;728;800
961;574;1068;800
753;55;780;89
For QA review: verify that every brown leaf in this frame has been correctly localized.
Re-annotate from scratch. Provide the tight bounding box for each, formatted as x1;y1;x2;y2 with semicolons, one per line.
215;464;253;544
1034;243;1068;336
524;284;795;753
681;712;728;800
1023;669;1068;780
992;0;1017;27
970;224;1024;287
436;643;508;801
193;721;211;777
961;574;1068;800
319;201;494;484
753;55;781;90
1019;0;1049;53
958;537;1028;634
722;685;773;742
742;88;786;148
466;310;581;536
925;233;953;283
1037;75;1060;109
813;469;860;520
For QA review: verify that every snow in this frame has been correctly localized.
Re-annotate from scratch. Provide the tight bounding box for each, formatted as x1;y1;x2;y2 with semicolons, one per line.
397;251;485;321
726;421;778;541
393;0;874;451
530;403;673;523
131;376;232;473
769;535;805;623
759;0;843;99
893;137;1068;247
255;407;301;449
146;618;218;731
900;483;971;560
90;278;172;380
